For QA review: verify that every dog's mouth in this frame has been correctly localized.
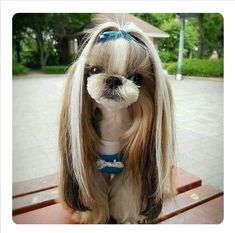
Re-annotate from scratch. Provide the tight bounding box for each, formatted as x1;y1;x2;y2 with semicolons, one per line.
101;88;124;102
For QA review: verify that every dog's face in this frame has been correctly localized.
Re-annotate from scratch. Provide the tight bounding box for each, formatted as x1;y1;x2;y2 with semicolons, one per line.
86;37;152;110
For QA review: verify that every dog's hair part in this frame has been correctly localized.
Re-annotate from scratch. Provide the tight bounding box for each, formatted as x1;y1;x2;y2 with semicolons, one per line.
59;21;175;223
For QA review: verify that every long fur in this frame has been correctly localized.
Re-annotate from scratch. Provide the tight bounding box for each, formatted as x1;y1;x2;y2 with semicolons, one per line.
59;21;175;223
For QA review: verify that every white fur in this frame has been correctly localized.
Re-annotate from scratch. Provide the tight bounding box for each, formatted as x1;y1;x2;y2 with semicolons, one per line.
87;75;139;110
107;38;129;74
87;74;106;102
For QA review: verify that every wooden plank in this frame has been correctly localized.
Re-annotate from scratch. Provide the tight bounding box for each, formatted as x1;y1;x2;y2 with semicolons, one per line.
159;196;224;224
13;204;75;224
13;167;200;198
174;167;202;194
12;167;202;215
13;188;58;215
154;185;223;223
13;174;58;198
13;185;223;224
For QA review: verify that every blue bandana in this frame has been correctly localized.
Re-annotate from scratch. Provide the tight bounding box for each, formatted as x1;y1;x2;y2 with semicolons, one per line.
98;30;134;43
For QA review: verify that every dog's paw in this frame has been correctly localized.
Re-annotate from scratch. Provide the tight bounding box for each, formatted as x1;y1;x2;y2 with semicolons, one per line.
72;211;94;224
72;210;109;224
72;211;81;223
137;215;149;224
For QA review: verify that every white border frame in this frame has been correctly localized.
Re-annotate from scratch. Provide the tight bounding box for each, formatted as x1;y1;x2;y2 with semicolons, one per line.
1;1;234;233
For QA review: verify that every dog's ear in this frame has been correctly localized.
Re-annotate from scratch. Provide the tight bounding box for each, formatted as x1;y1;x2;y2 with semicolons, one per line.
139;124;163;220
141;195;163;221
146;42;175;200
60;150;90;211
125;23;175;210
60;148;90;211
58;69;90;211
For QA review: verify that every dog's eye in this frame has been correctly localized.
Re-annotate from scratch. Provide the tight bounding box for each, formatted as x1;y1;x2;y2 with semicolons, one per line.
127;73;144;86
89;66;103;75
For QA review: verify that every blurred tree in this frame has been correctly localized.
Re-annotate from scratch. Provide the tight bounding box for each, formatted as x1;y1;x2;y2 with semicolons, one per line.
134;13;223;62
12;13;92;70
52;13;92;65
134;13;176;28
197;14;223;58
134;13;199;62
13;13;223;69
13;13;57;70
13;14;29;63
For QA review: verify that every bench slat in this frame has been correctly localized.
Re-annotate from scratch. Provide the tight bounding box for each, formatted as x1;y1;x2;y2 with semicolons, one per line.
13;174;58;198
13;185;222;224
13;204;74;224
13;188;58;215
13;167;202;215
154;185;223;223
159;196;223;224
173;167;202;194
13;167;201;198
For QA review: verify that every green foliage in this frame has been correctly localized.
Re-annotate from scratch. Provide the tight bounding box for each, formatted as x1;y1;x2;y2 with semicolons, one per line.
158;16;199;62
134;13;177;28
13;13;224;72
159;50;178;63
135;13;200;62
13;59;30;74
158;18;181;62
12;13;92;70
184;20;199;56
134;13;223;62
18;34;60;69
165;59;223;77
53;13;92;36
44;65;68;74
19;35;41;69
200;14;224;57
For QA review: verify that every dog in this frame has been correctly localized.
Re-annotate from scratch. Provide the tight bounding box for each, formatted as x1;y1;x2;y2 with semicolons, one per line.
59;21;175;224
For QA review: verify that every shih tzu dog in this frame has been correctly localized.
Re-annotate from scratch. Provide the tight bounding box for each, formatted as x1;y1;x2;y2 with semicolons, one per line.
59;21;175;224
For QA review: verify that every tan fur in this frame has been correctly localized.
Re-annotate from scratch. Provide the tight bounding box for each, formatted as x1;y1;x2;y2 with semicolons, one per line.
58;63;75;207
59;21;175;224
109;172;143;223
72;167;110;224
121;86;154;174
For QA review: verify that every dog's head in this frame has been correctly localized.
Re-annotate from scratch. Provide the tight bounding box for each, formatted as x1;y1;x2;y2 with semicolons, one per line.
86;31;152;110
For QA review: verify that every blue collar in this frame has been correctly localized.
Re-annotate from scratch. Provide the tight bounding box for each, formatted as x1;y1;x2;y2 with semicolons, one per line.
97;152;124;174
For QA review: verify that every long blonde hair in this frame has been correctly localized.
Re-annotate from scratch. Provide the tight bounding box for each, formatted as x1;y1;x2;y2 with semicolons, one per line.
59;21;175;210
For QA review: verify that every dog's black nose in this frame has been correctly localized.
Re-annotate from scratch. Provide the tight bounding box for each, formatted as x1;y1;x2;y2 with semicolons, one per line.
105;76;122;89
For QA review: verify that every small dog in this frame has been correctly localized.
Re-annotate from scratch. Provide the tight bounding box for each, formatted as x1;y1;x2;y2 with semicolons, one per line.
59;21;175;224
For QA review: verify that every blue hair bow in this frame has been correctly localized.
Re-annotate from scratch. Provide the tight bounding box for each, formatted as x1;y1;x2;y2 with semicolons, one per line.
98;30;134;43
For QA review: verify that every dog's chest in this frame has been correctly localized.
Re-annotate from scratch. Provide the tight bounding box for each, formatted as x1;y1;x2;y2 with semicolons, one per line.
98;105;130;142
96;105;131;179
98;107;131;142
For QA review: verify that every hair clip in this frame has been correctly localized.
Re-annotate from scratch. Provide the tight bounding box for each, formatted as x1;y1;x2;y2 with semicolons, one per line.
98;30;135;43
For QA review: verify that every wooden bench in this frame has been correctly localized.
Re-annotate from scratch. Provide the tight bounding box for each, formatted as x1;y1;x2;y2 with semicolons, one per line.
13;167;223;224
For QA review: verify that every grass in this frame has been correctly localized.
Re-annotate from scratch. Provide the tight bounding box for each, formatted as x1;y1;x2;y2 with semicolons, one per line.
164;59;224;77
44;65;68;74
